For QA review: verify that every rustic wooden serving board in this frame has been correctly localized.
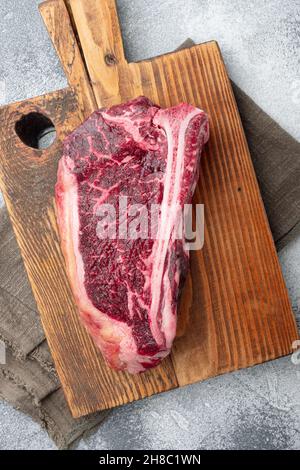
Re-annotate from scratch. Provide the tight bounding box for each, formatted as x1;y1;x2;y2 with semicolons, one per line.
0;0;298;418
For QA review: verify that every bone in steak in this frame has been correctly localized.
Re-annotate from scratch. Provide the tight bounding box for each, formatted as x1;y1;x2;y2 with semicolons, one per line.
55;96;209;374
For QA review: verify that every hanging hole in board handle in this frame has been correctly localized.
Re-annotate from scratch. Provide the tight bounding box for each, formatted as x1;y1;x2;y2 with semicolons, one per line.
15;112;57;150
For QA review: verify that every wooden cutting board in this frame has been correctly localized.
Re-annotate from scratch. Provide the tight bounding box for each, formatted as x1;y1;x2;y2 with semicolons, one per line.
0;0;298;418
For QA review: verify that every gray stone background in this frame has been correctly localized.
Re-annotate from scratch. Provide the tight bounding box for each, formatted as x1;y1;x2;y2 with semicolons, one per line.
0;0;299;450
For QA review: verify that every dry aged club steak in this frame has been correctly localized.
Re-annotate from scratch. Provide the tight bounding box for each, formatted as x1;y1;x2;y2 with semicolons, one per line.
56;96;209;373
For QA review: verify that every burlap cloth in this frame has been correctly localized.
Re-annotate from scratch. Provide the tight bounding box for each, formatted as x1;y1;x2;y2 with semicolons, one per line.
0;80;299;447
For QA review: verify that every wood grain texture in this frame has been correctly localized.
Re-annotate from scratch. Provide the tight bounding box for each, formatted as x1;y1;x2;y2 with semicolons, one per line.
39;0;97;116
67;0;126;106
0;0;297;417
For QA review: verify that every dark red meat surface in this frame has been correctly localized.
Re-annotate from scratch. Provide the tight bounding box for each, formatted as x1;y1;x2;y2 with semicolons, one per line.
56;96;209;373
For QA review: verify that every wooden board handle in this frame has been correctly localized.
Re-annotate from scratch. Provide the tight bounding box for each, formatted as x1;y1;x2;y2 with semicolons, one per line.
67;0;127;106
39;0;97;118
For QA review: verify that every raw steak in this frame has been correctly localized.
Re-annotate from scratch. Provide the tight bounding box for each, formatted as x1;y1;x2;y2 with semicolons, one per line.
56;96;209;374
